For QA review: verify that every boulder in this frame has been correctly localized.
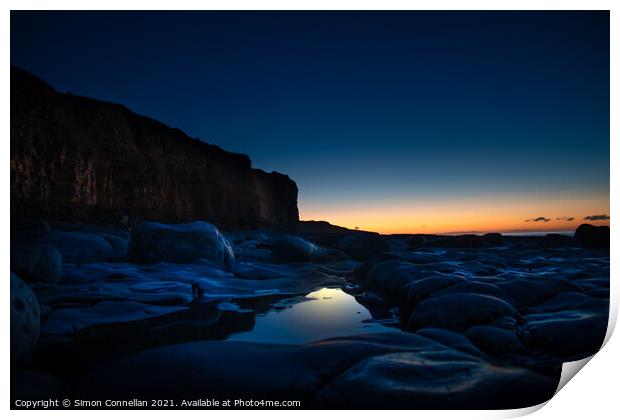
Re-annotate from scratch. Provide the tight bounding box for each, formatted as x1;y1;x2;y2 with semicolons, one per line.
247;232;269;244
491;316;519;331
416;328;485;357
406;252;442;264
10;273;40;363
532;292;594;313
365;261;419;297
498;278;583;308
271;236;320;263
128;221;234;268
337;234;391;260
523;311;607;356
49;221;128;236
430;281;513;304
314;349;556;409
11;244;62;284
574;224;609;249
352;253;406;285
399;275;465;319
13;230;124;264
406;293;520;332
102;234;129;261
464;325;526;356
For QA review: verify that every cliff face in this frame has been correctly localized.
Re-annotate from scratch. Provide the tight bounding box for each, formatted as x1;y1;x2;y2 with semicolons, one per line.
10;67;299;230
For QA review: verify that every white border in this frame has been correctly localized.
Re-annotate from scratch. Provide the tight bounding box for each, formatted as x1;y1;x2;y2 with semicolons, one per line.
3;2;617;419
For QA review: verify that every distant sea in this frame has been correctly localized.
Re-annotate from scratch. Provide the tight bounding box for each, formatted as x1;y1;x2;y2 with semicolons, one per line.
437;231;574;237
501;231;574;237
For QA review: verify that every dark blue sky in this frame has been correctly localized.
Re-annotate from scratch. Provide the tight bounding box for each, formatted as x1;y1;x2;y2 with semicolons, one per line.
11;11;609;233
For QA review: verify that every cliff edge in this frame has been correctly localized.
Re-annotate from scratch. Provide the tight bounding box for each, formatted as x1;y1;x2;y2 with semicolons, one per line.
10;67;299;230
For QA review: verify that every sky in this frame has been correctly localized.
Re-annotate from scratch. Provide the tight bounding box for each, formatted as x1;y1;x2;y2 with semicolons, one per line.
11;11;610;234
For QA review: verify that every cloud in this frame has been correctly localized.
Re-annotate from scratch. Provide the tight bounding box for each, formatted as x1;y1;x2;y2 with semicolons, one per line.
584;214;610;221
556;216;575;222
525;217;550;223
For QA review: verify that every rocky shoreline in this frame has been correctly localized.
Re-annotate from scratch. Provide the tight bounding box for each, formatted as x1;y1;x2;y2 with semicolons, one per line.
11;219;609;409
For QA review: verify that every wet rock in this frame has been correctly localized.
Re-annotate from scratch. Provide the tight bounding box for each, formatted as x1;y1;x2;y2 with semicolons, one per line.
532;292;594;313
491;316;518;331
76;332;444;401
13;230;126;264
234;247;272;262
11;244;62;284
271;236;320;263
313;248;351;263
406;252;442;264
571;277;610;293
128;221;234;268
588;288;609;299
416;328;485;357
49;221;129;239
406;293;520;332
225;231;270;249
74;331;558;408
498;278;583;308
430;280;513;304
247;232;269;244
65;303;254;357
568;297;609;313
352;253;406;285
337;234;391;260
523;311;607;356
399;275;465;319
464;325;526;356
102;235;129;261
231;262;290;280
574;224;609;249
11;273;40;363
314;349;556;409
365;261;419;297
42;301;188;336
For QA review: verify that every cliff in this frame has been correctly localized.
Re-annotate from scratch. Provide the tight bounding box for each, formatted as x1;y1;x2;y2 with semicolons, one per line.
10;67;299;230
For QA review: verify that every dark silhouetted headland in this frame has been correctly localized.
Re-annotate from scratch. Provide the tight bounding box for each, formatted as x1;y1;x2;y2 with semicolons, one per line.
10;67;298;230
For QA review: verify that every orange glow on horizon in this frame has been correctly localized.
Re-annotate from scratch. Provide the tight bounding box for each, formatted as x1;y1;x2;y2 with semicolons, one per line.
299;194;610;235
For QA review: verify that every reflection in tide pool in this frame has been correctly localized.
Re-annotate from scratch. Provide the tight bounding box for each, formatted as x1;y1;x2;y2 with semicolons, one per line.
228;287;395;344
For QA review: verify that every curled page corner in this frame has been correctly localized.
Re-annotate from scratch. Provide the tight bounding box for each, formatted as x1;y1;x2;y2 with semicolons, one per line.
497;353;600;419
555;355;594;395
553;298;620;395
495;401;549;419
